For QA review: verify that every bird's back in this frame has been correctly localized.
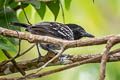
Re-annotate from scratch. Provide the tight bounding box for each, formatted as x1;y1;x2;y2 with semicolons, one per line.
27;22;74;40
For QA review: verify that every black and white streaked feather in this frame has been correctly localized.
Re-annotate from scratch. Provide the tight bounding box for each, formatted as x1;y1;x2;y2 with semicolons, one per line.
11;22;74;41
26;22;74;50
10;22;94;55
26;22;74;40
11;22;74;51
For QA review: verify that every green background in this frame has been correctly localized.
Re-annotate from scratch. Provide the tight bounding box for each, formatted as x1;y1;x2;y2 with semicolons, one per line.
1;0;120;80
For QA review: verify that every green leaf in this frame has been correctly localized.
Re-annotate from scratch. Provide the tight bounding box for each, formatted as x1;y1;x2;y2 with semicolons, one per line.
9;1;19;9
0;0;4;9
47;0;60;21
7;38;19;46
0;7;20;30
0;36;7;43
64;0;72;10
0;39;17;53
0;7;20;45
0;0;17;10
35;2;46;20
21;3;29;8
3;0;13;6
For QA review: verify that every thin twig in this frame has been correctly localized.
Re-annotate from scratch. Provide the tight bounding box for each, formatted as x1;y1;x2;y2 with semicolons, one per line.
20;47;66;79
36;47;65;72
59;0;65;24
15;31;21;57
1;49;26;76
21;5;32;25
0;44;35;67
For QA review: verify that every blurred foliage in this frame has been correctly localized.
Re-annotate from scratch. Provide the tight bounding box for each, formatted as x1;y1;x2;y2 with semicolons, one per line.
0;0;71;55
0;0;120;80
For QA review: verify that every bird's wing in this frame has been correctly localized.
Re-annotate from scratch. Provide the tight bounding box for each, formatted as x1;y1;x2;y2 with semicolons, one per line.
30;22;74;40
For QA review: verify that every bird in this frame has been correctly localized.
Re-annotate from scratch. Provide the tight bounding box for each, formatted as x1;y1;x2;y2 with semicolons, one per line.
10;22;95;60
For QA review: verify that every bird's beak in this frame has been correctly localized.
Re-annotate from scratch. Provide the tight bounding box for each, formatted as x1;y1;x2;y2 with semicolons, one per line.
82;32;95;38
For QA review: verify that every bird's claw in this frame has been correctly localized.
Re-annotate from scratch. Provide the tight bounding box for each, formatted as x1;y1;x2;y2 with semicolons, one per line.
59;54;69;64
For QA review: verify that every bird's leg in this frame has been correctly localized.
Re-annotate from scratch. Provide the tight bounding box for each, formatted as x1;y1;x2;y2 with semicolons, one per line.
57;52;69;64
36;43;42;62
47;48;69;63
53;51;69;58
40;43;69;63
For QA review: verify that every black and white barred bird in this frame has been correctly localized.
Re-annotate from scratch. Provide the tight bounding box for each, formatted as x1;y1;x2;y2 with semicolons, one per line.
11;22;94;59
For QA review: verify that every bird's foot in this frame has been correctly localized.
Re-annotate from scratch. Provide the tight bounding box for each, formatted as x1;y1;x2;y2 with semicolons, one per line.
59;54;69;64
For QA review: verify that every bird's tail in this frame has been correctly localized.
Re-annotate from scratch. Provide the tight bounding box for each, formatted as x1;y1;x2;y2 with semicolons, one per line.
10;22;29;28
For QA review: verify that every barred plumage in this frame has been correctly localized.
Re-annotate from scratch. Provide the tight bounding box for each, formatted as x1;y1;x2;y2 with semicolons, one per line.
28;22;74;40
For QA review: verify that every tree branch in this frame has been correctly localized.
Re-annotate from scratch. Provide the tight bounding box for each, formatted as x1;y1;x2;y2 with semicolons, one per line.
1;48;120;80
0;48;120;76
0;27;120;49
1;49;26;76
100;38;118;80
1;27;120;79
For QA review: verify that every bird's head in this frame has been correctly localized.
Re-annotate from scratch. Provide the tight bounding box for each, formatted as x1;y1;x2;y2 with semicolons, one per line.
66;24;95;40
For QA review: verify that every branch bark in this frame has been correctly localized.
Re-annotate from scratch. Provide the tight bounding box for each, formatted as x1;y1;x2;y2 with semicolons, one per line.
100;38;118;80
1;49;120;80
1;27;120;79
0;48;120;76
1;49;26;76
0;27;120;49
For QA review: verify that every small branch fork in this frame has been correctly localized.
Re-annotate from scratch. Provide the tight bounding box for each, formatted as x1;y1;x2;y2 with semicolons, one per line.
1;48;120;80
100;38;119;80
0;27;120;80
1;49;26;76
37;47;65;72
0;48;120;76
